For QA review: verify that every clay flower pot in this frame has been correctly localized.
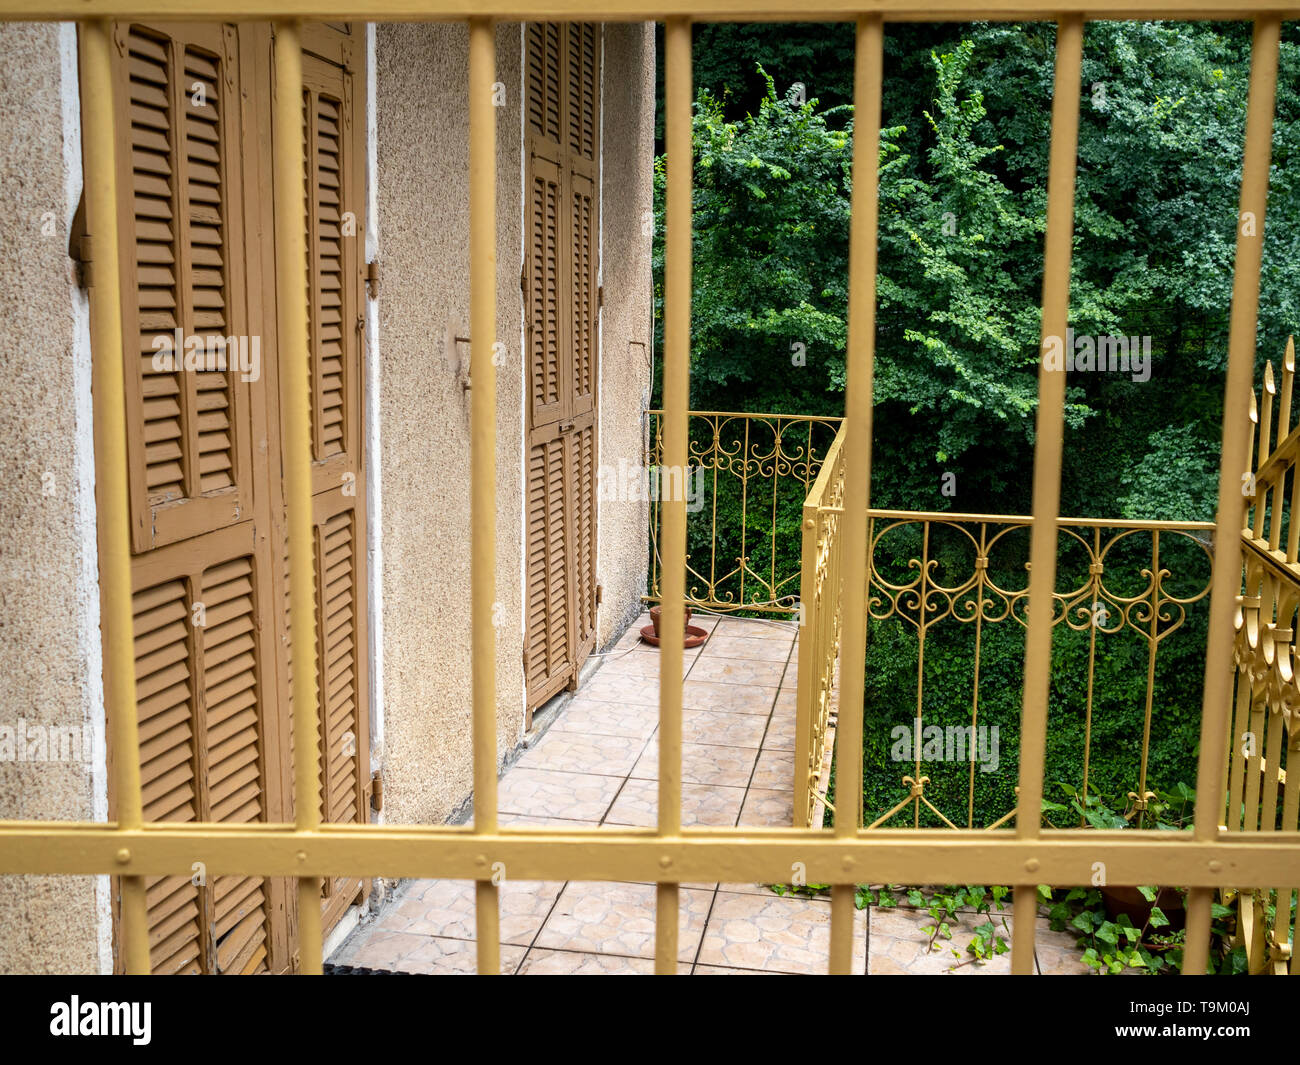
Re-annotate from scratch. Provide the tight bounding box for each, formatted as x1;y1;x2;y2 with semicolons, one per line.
649;604;692;637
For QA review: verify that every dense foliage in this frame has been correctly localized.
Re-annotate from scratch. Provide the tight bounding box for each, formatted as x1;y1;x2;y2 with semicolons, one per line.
651;20;1300;828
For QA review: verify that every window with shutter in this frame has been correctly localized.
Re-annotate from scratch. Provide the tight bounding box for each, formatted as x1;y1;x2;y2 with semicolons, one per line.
524;23;601;717
100;19;368;973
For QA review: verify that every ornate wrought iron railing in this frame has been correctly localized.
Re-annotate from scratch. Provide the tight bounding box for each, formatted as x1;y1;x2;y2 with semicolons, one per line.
1231;336;1300;974
645;410;843;615
857;511;1214;832
794;424;847;828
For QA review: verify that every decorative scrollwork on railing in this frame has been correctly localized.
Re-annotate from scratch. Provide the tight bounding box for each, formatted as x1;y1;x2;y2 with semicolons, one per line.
862;512;1214;832
646;411;844;614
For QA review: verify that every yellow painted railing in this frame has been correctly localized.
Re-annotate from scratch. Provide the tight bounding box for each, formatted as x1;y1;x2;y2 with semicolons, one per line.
0;0;1294;978
1229;337;1300;974
645;410;842;614
857;511;1214;831
794;423;847;827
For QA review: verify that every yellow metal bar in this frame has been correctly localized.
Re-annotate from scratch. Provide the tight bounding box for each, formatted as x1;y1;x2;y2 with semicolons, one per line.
1184;13;1281;976
468;14;501;976
5;2;1300;25
4;822;1298;883
273;18;324;976
655;13;691;975
828;11;882;976
79;17;150;976
1012;13;1082;977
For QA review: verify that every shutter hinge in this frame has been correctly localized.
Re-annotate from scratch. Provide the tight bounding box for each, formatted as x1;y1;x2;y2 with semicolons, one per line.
597;284;604;309
521;262;528;294
596;583;603;607
365;260;380;299
369;769;384;813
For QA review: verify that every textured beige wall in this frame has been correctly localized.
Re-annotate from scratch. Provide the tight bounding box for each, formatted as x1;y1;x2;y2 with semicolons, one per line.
595;23;656;649
374;23;525;825
0;24;104;973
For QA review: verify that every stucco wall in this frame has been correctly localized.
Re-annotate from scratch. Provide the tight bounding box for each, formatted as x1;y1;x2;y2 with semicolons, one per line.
374;23;526;825
595;23;655;650
0;23;104;974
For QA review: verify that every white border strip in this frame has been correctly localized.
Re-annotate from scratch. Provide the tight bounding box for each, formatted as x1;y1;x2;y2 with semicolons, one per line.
58;20;112;975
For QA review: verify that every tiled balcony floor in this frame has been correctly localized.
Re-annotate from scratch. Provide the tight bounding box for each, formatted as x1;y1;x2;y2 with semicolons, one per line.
330;611;1087;975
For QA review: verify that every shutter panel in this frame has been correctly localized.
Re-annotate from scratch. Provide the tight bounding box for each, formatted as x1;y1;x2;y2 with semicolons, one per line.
117;23;253;553
303;49;362;498
566;23;597;161
108;21;291;975
127;531;279;975
527;157;564;430
526;22;562;143
278;26;371;940
526;437;572;705
524;24;601;716
198;555;273;974
133;576;202;975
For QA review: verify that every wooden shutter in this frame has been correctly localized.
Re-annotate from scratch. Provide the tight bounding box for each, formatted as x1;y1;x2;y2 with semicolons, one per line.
524;24;601;715
106;20;291;976
116;22;254;553
274;24;372;937
127;528;286;975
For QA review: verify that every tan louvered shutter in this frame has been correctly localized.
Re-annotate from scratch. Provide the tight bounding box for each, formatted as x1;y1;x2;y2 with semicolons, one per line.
275;24;371;936
106;20;291;975
117;23;254;553
524;23;600;715
128;529;285;975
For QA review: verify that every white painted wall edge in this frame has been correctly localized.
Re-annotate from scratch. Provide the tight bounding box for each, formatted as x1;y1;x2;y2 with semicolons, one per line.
364;23;385;814
58;20;113;976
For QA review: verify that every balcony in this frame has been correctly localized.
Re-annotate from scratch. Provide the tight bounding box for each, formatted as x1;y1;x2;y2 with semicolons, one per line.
333;392;1293;975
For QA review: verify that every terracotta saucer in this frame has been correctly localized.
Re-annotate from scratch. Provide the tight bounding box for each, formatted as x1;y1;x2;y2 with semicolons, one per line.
640;623;709;649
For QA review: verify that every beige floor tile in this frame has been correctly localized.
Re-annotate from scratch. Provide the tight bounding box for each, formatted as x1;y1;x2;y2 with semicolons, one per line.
534;881;713;961
388;878;564;945
750;747;795;791
709;619;797;641
689;655;789;687
1035;920;1092;974
552;697;660;740
762;708;797;750
693;964;783;975
517;949;664;975
697;890;866;974
578;672;661;706
738;787;794;827
600;651;693;679
867;906;1014;974
496;767;622;821
632;740;759;788
517;729;648;777
774;688;797;713
682;678;779;714
681;708;769;748
699;635;793;662
603;777;746;827
334;930;527;974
